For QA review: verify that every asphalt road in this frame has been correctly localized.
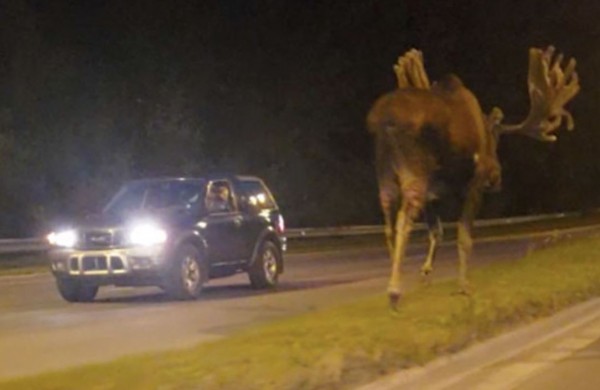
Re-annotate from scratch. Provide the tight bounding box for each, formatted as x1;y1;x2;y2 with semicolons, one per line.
0;235;545;380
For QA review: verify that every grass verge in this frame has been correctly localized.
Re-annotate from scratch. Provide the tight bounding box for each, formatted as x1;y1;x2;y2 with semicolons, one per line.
3;232;600;389
0;252;49;276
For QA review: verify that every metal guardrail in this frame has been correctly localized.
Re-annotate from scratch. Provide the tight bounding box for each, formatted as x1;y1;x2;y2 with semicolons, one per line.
285;212;578;239
0;211;583;255
0;238;49;255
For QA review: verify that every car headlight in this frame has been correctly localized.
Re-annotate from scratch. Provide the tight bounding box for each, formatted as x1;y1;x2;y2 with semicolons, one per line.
129;223;167;246
47;230;78;248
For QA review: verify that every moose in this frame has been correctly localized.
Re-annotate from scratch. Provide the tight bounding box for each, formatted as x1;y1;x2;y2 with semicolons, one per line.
367;47;580;308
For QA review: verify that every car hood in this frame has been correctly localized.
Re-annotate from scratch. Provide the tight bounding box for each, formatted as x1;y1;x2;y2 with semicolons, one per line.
78;208;200;230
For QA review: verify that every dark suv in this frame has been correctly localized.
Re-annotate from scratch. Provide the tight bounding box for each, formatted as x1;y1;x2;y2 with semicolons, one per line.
47;175;286;302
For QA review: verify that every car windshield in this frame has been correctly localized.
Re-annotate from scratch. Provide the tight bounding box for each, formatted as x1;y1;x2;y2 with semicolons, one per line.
103;180;205;215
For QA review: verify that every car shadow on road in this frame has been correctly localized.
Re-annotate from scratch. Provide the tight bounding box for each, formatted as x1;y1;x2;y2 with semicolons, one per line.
92;277;363;305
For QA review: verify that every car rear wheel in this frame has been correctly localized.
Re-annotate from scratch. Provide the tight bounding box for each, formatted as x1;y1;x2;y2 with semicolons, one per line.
248;241;281;289
56;278;99;302
165;244;207;300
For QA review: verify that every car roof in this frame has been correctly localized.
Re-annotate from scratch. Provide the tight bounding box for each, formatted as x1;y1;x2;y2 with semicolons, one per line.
126;174;263;185
125;177;205;185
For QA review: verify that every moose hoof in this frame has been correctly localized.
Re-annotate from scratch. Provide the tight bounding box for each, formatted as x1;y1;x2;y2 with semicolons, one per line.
420;273;432;286
420;266;433;284
388;291;402;310
455;281;474;296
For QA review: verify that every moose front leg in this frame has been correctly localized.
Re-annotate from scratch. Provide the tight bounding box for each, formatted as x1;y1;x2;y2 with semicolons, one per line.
456;181;482;295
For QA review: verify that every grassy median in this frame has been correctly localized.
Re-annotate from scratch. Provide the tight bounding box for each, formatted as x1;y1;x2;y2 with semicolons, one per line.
3;231;600;389
0;253;49;275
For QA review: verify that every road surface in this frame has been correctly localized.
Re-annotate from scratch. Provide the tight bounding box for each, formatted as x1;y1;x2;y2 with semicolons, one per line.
0;234;553;380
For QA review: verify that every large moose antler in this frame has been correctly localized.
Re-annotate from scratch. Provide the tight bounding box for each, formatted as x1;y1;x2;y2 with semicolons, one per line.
492;46;580;141
393;49;431;89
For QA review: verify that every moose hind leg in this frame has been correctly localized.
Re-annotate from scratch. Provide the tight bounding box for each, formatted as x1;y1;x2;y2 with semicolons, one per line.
388;181;425;308
421;205;443;282
379;185;400;260
388;203;412;307
456;181;482;295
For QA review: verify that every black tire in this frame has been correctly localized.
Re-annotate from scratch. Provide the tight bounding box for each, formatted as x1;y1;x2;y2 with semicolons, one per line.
165;243;207;300
56;278;98;303
248;241;281;289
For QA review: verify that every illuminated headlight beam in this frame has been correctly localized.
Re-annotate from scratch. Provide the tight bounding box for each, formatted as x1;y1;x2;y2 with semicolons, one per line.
47;230;77;248
129;223;167;246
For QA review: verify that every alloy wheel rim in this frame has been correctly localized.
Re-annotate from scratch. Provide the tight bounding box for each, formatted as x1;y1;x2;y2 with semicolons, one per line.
182;256;200;292
263;249;277;283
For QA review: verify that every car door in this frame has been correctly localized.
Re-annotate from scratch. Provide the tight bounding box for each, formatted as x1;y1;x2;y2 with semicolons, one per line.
201;180;246;265
236;179;279;255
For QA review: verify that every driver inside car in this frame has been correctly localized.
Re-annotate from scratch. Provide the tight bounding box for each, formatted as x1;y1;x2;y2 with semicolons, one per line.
205;184;230;212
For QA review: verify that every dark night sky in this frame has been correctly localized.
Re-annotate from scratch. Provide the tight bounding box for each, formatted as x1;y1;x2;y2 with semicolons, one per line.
7;1;594;127
26;1;594;139
1;1;600;232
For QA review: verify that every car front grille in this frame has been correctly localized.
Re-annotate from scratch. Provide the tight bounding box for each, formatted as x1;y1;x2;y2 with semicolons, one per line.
68;255;127;274
82;230;124;249
82;256;107;271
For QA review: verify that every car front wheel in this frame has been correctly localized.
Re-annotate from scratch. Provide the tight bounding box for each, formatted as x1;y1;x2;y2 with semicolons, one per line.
165;244;207;300
248;241;281;289
56;278;98;302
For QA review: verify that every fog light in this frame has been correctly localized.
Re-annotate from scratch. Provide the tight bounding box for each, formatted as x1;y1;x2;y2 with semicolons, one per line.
52;261;67;271
130;257;153;269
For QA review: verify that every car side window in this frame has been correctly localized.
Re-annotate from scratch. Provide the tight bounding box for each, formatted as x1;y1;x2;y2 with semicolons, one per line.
205;181;234;214
238;180;276;212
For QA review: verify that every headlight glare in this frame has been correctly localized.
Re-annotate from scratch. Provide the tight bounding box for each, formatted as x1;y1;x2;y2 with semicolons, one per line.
129;224;167;246
47;230;77;248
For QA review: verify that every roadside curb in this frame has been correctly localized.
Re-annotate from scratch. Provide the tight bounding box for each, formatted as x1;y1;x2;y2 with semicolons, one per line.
358;296;600;390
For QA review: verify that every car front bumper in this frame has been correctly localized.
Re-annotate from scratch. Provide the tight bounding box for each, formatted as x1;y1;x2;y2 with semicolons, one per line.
49;245;171;285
